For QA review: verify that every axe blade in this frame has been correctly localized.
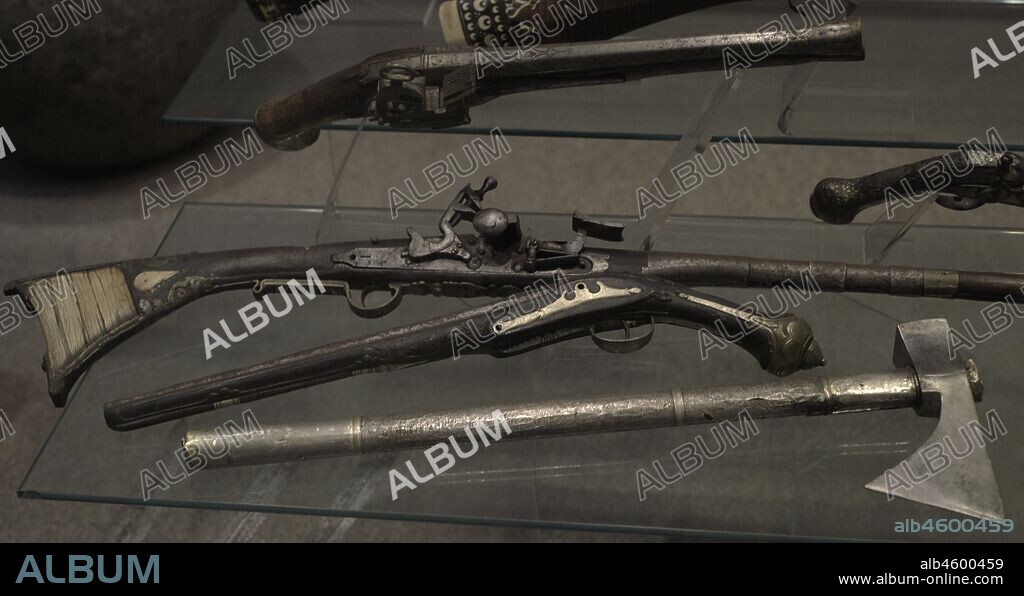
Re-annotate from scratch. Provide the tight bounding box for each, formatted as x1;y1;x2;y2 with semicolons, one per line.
865;412;1005;521
865;319;1005;520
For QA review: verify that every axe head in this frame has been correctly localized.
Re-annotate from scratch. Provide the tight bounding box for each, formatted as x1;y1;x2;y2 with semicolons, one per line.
866;319;1005;520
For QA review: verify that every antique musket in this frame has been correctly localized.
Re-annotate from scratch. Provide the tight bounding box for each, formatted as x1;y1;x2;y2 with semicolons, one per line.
811;150;1024;224
253;19;864;148
8;177;1024;425
247;0;753;47
184;319;1004;520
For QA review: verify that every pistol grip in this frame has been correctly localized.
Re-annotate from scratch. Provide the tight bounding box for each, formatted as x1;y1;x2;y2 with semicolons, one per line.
740;313;827;377
809;152;977;224
253;63;367;151
809;177;878;224
673;289;826;377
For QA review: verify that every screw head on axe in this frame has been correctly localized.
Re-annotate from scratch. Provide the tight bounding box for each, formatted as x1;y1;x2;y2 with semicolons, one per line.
866;319;1005;521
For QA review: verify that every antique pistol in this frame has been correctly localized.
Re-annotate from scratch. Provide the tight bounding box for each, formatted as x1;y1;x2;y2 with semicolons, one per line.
247;0;753;47
810;150;1024;224
253;19;864;148
9;178;1024;426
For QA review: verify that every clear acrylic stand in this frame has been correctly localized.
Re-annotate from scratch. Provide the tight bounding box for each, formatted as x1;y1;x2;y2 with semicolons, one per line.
315;121;366;245
635;59;822;251
777;63;820;135
862;193;937;265
421;0;441;28
634;74;743;251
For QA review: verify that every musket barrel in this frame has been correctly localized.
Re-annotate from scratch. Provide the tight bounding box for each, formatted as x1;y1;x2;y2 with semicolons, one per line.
185;370;918;468
645;253;1024;303
485;19;864;80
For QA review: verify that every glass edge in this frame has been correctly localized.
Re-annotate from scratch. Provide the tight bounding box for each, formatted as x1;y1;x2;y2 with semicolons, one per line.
17;385;84;497
160;118;1024;151
14;488;896;543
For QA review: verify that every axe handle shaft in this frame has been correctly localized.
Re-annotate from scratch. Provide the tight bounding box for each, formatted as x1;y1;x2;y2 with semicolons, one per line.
185;371;918;468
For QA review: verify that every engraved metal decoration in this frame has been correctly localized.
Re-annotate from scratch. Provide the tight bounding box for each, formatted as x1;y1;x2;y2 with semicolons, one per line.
496;281;642;335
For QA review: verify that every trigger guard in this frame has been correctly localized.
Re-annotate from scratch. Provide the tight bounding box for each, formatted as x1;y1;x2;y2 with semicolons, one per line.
347;283;404;319
590;319;654;354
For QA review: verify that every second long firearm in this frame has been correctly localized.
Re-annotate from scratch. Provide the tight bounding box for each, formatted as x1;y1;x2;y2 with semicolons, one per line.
8;178;1024;421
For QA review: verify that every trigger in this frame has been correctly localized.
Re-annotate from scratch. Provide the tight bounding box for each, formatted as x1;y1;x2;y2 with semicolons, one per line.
590;319;654;354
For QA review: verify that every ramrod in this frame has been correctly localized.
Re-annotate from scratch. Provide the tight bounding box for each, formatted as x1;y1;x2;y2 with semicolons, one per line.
7;178;1024;432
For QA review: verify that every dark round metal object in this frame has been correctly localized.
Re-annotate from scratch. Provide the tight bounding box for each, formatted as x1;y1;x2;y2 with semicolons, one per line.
473;208;509;239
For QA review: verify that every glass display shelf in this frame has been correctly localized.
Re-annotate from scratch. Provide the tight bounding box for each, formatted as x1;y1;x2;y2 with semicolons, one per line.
19;202;1023;541
165;0;1024;148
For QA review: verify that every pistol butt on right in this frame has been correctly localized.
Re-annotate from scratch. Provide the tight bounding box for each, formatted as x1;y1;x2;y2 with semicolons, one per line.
809;177;870;224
